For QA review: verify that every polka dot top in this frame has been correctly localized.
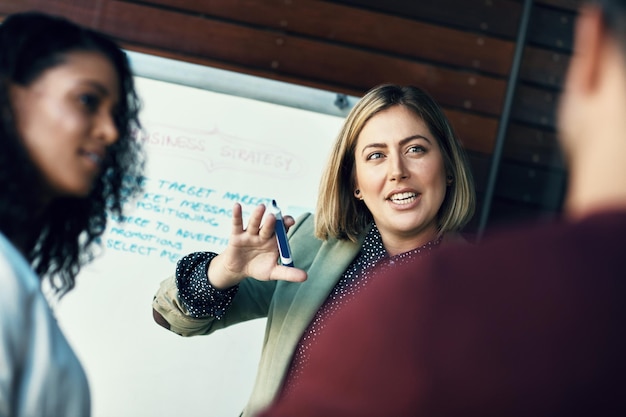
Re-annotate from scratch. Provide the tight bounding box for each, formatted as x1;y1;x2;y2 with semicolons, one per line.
281;223;442;394
175;223;442;387
176;251;238;319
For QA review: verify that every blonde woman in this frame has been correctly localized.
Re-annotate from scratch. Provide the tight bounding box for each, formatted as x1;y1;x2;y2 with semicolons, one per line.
152;84;475;417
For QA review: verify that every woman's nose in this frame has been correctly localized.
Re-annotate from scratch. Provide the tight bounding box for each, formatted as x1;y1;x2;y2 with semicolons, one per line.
388;155;408;181
96;111;119;145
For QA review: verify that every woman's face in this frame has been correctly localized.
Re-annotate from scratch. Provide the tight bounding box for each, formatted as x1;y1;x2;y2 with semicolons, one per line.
353;105;448;252
11;51;120;199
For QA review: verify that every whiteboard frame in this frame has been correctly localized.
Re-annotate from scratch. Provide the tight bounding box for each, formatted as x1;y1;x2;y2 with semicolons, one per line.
126;50;359;118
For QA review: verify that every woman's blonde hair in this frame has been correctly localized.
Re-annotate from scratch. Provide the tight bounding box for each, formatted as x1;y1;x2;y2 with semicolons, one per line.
315;84;475;241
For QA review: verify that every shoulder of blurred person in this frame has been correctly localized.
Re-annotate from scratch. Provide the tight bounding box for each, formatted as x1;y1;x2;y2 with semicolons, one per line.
259;209;626;417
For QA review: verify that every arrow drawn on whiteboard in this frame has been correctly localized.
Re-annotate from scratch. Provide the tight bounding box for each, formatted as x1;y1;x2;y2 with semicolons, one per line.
134;122;305;179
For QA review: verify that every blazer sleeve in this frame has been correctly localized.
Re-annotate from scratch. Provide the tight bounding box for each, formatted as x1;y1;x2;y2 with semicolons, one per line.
152;213;315;337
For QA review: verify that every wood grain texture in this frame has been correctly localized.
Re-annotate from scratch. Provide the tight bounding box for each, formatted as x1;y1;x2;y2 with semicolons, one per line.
0;0;575;225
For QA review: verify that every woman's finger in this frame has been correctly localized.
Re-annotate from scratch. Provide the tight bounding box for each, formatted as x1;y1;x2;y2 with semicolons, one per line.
259;212;277;240
269;265;307;283
283;215;295;230
231;203;244;232
246;204;267;235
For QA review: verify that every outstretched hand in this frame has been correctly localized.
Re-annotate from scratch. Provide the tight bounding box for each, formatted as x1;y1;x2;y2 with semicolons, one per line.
207;203;308;289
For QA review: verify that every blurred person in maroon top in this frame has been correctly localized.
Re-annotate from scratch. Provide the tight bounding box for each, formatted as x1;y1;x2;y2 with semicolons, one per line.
258;0;626;416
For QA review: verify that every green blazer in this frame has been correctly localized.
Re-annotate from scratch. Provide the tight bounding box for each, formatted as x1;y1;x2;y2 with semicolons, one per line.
152;213;365;417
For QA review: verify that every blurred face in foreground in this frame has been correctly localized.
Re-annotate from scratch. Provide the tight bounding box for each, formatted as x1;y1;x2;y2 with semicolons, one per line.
11;50;120;201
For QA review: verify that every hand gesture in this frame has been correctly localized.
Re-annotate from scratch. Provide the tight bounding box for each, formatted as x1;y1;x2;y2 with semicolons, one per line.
207;203;307;289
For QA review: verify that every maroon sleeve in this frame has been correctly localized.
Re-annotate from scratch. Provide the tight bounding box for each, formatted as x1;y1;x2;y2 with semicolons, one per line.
259;215;626;417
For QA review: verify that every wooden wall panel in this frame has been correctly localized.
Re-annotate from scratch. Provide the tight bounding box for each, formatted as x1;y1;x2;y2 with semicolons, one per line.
512;84;559;128
520;46;569;88
489;1;573;231
0;0;97;25
0;0;580;233
333;0;523;38
103;0;507;114
137;0;516;77
528;4;576;50
504;124;564;169
495;161;566;210
535;0;582;13
445;110;498;155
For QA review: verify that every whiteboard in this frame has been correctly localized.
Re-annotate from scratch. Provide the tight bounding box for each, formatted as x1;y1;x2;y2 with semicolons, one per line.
55;55;349;417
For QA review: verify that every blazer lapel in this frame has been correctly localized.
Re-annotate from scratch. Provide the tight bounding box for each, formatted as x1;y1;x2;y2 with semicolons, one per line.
267;236;363;381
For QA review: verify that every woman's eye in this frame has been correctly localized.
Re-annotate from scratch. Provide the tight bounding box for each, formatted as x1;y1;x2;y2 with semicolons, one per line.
79;93;101;112
367;152;384;160
408;145;426;154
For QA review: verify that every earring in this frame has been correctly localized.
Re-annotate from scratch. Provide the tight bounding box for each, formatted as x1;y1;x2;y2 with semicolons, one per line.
354;189;363;200
446;175;454;186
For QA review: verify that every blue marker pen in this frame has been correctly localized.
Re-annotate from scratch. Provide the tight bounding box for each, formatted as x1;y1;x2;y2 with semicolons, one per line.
270;199;294;267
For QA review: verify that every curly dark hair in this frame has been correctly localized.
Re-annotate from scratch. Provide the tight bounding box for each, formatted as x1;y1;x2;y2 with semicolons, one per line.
0;12;145;296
